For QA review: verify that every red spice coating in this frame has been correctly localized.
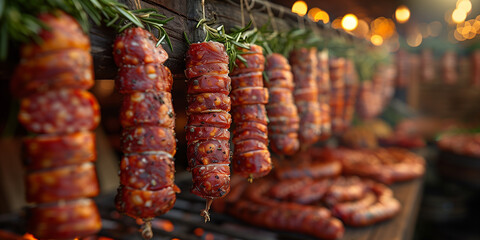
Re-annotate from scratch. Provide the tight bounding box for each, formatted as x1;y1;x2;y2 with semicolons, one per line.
186;93;231;113
268;88;295;103
120;91;175;128
27;199;101;239
232;150;272;179
191;165;231;198
265;54;300;155
230;72;263;89
265;104;298;118
232;125;269;143
294;88;319;102
116;63;172;93
231;105;268;124
185;41;229;68
185;126;231;144
23;131;96;171
230;87;269;106
187;139;230;169
324;177;367;206
18;89;100;134
269;133;300;155
268;121;300;134
20;11;90;58
234;139;268;155
186;42;232;202
26;163;99;204
275;160;342;180
187;112;232;128
230;53;265;75
11;49;93;97
185;63;229;79
187;75;231;95
115;185;177;219
119;154;175;191
113;27;168;66
121;126;176;155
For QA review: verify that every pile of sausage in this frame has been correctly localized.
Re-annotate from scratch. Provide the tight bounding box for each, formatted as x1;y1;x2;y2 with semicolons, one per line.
437;133;480;158
213;170;401;239
318;147;426;184
264;53;300;155
11;11;102;239
214;177;345;240
230;45;272;181
185;42;232;220
113;27;178;237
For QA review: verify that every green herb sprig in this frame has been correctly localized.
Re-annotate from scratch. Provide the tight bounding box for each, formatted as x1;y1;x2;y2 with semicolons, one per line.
197;17;257;71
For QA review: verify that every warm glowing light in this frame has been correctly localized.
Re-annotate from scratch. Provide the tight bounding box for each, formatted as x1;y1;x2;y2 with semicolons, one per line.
395;5;410;23
308;7;321;21
292;1;308;16
373;17;396;39
152;219;174;232
370;35;384;46
429;21;443;37
205;233;215;240
23;233;38;240
457;0;472;13
454;29;466;41
332;18;342;29
342;14;358;31
407;33;423;47
352;19;369;37
452;8;467;23
314;10;330;23
194;228;205;237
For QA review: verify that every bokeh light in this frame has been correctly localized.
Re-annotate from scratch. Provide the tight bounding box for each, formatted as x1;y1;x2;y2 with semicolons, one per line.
342;14;358;31
292;1;308;16
395;5;410;23
370;35;384;46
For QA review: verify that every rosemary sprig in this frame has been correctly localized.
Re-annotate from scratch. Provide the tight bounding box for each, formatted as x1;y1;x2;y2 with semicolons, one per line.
197;17;256;71
0;0;174;61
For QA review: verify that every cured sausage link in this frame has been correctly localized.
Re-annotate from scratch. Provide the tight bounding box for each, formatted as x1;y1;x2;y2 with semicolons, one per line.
289;48;322;145
265;53;300;155
113;27;178;237
230;45;271;180
185;41;232;221
12;11;102;238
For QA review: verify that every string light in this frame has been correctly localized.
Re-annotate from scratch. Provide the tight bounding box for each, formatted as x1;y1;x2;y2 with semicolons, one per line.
395;5;410;23
452;8;467;23
341;14;358;31
292;1;308;16
370;35;384;46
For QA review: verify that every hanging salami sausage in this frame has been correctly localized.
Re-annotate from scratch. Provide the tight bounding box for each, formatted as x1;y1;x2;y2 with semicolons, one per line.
113;27;179;239
231;45;272;181
265;53;301;155
11;11;101;239
185;41;232;221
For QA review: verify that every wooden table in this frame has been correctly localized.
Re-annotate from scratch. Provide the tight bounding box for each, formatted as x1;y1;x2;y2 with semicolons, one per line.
341;178;424;240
